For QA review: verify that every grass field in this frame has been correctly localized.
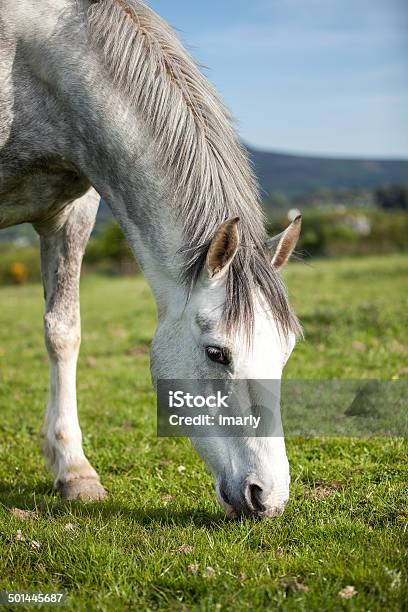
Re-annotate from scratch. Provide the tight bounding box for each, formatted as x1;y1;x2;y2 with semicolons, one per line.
0;254;407;610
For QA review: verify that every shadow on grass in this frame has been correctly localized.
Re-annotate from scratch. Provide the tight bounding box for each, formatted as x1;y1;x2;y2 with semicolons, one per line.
0;481;227;529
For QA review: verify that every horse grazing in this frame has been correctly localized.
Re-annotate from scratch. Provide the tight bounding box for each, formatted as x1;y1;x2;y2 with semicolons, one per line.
0;0;302;518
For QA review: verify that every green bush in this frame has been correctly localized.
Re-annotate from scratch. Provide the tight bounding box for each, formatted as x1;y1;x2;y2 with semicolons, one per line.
1;210;406;286
0;245;41;285
0;223;136;286
84;221;137;274
267;209;408;257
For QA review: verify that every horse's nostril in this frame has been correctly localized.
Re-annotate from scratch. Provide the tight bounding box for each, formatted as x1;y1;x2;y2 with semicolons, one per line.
246;483;266;514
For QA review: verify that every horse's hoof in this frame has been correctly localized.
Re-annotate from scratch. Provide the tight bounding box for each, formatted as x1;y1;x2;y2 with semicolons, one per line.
57;477;107;502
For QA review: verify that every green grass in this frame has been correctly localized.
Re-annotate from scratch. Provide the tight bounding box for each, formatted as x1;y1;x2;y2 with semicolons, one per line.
0;254;407;610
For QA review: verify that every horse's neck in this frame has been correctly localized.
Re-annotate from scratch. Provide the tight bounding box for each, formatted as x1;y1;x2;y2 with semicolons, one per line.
36;4;185;308
81;100;182;309
92;115;184;312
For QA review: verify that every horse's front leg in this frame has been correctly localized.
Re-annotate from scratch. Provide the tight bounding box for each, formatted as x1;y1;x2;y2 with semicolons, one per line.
36;189;106;501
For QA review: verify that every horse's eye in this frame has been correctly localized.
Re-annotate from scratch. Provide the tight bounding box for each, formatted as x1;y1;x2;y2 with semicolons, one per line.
205;346;230;366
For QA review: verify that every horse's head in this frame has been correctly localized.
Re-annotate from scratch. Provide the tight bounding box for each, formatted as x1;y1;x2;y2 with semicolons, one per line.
151;216;301;519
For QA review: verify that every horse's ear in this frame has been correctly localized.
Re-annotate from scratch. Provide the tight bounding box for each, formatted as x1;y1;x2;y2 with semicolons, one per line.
266;215;301;269
206;217;240;279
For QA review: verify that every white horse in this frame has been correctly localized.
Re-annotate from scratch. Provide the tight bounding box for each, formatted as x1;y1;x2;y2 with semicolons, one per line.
0;0;302;518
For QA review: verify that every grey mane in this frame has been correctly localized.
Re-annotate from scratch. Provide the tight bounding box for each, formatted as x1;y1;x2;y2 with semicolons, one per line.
83;0;301;339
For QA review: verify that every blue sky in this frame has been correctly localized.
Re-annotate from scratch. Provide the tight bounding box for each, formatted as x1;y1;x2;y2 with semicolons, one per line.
149;0;408;159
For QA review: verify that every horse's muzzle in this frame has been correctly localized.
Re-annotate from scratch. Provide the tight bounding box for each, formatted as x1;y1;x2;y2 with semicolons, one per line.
217;477;288;519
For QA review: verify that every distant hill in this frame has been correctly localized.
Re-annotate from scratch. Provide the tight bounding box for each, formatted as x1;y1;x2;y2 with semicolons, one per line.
1;147;407;242
93;147;408;227
247;146;408;198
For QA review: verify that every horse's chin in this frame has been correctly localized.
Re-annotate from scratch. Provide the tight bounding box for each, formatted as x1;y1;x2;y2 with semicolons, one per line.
220;499;238;519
